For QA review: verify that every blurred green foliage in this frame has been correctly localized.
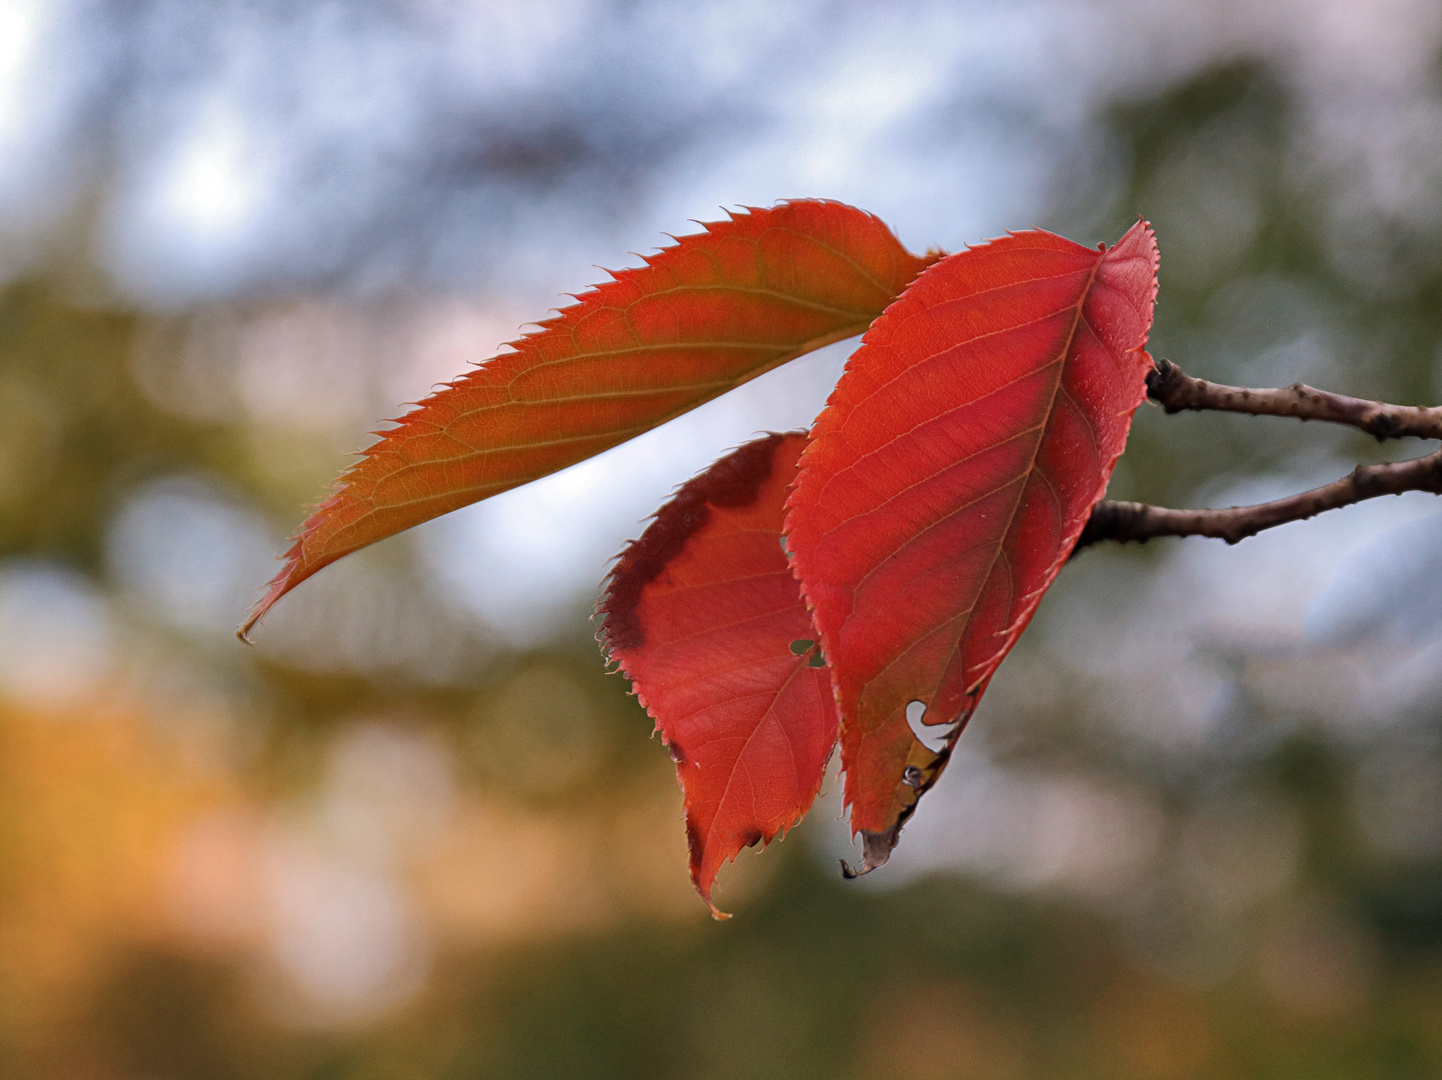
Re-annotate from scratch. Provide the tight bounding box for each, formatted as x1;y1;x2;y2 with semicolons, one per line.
3;56;1442;1080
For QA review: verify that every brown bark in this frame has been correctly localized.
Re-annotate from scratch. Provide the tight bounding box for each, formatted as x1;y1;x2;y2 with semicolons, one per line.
1076;362;1442;553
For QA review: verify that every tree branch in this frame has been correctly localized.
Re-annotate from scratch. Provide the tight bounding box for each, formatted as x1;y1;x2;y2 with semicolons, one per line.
1076;361;1442;553
1145;358;1442;441
1077;450;1442;551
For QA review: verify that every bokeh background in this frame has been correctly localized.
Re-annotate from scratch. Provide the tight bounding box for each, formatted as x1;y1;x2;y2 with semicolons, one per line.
4;0;1442;1076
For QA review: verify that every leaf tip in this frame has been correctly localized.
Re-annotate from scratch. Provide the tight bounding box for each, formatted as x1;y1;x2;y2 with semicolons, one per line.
839;827;901;879
237;573;286;641
238;541;312;641
685;819;737;920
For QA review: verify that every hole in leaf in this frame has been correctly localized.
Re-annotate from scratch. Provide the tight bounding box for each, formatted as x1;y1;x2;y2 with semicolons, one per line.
906;699;958;753
789;638;816;655
807;652;826;668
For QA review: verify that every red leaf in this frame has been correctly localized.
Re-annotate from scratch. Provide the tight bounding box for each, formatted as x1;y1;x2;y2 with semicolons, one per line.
785;221;1159;872
599;432;837;918
242;201;936;636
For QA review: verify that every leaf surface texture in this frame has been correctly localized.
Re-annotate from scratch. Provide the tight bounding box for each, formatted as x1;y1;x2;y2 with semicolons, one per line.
600;432;837;916
785;222;1159;871
243;201;935;634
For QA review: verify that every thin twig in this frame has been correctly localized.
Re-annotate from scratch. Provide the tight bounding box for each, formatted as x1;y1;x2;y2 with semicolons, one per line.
1145;358;1442;441
1076;361;1442;551
1078;448;1442;551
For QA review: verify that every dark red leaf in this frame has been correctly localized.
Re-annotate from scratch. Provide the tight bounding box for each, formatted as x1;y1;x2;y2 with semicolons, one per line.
785;222;1160;872
599;432;837;917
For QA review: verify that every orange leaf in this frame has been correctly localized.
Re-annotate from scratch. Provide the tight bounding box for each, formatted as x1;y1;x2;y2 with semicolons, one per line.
599;433;837;918
785;222;1159;873
243;201;936;636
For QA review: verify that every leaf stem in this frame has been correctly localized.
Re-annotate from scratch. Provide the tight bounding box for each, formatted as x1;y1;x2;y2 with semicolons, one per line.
1076;361;1442;552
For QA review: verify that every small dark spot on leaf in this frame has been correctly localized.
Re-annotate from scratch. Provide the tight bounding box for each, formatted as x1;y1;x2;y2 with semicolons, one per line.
902;765;923;788
743;829;763;848
685;818;704;869
668;743;685;765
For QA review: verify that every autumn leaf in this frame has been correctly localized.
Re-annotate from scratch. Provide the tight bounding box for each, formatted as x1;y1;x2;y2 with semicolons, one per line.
599;432;837;918
784;221;1160;873
242;201;937;636
243;195;1163;909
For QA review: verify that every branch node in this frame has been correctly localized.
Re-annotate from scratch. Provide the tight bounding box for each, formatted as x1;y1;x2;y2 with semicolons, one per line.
1368;413;1403;442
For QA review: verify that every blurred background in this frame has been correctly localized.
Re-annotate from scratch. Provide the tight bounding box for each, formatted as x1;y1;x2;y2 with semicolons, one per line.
3;0;1442;1076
